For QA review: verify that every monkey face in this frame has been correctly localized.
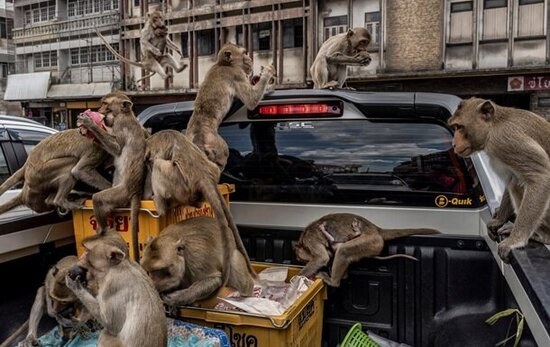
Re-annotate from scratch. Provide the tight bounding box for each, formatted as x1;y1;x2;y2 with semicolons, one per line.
141;237;186;293
295;243;313;263
98;92;134;126
348;28;371;54
78;238;126;283
448;97;494;157
148;10;166;30
47;257;80;306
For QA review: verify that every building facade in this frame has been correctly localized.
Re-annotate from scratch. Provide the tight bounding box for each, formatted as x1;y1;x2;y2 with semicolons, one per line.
2;0;549;120
117;0;550;117
0;0;20;115
4;0;120;128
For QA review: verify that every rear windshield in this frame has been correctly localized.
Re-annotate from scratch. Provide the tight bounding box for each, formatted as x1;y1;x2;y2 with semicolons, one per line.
218;119;484;208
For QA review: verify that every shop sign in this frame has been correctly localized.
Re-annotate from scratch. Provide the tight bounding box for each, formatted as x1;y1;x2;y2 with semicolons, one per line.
508;75;550;92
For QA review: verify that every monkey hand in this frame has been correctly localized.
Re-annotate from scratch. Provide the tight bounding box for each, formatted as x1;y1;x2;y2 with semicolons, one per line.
353;51;372;65
17;336;39;347
497;235;527;263
150;46;163;57
487;217;506;241
161;292;186;307
316;272;341;287
260;65;277;80
65;275;83;292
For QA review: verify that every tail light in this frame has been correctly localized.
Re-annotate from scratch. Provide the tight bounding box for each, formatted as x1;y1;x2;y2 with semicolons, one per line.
250;100;344;118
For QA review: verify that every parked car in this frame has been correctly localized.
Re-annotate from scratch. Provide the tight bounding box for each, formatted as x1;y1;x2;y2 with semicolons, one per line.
139;90;549;347
0;115;73;263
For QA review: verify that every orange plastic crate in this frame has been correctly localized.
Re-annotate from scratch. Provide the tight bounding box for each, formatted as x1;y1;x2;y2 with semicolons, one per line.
72;184;235;260
179;262;327;347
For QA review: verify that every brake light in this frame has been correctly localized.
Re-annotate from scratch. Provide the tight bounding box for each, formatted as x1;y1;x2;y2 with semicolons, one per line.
252;101;343;118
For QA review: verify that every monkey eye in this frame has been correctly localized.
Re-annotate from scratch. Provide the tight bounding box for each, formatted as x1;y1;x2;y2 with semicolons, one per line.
451;124;464;132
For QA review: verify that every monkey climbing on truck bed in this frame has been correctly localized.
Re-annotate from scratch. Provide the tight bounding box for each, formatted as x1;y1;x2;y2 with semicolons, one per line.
295;213;439;287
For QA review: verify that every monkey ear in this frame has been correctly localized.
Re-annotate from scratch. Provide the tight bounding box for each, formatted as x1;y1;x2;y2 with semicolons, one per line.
477;100;496;121
52;266;59;276
122;100;133;113
108;248;125;265
347;29;354;38
176;239;185;257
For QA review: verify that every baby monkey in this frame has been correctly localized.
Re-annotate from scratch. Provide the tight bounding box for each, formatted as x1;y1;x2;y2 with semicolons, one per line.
295;213;439;287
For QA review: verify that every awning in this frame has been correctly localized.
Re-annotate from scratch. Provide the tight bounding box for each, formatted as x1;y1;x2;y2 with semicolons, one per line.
47;82;113;100
4;72;51;101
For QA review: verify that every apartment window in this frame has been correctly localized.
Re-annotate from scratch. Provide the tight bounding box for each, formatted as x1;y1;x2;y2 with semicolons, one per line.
365;11;380;47
71;45;117;65
252;23;271;51
7;18;13;39
448;1;473;43
0;18;5;39
198;30;215;56
283;19;303;48
34;51;57;69
26;5;55;23
71;48;79;65
0;63;8;78
134;0;140;7
68;2;76;16
517;0;545;37
181;33;189;58
324;15;348;41
482;0;507;40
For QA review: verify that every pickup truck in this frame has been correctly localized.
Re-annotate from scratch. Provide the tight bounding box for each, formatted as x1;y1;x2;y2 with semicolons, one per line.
1;90;548;346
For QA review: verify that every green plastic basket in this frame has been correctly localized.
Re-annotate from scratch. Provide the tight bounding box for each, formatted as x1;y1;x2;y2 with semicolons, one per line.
340;323;381;347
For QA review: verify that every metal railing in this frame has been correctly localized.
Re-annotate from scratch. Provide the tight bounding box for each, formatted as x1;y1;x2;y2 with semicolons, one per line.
13;13;119;41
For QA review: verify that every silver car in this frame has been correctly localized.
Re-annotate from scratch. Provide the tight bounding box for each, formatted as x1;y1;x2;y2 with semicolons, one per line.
0;115;74;263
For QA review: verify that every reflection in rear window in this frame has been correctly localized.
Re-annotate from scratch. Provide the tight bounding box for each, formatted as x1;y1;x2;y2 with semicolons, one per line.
219;120;483;208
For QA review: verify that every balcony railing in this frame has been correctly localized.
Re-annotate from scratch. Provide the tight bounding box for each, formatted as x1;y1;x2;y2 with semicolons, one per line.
13;13;119;42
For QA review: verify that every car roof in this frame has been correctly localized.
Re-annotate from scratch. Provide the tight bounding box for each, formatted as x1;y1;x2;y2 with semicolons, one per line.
138;90;461;125
0;115;57;134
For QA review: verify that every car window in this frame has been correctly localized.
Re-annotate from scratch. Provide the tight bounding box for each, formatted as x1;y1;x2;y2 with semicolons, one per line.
0;147;9;185
8;128;51;154
219;119;484;208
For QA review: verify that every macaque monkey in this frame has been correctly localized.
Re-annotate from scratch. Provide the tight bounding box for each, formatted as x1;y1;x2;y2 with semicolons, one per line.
17;256;91;347
295;213;439;287
96;9;187;86
144;129;255;280
448;97;550;261
77;92;146;260
140;217;254;306
185;42;276;171
310;27;372;89
65;232;167;347
0;129;111;216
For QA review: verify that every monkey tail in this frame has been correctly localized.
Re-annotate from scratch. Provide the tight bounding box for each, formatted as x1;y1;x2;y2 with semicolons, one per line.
199;181;241;287
95;29;145;68
130;195;140;261
216;186;257;279
379;228;440;241
0;164;26;196
0;319;29;347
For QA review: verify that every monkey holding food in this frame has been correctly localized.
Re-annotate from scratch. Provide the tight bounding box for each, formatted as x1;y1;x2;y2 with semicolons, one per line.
185;42;276;172
65;231;167;347
96;9;187;86
295;213;439;287
0;129;111;217
15;256;91;347
310;27;372;89
448;97;550;261
140;217;255;306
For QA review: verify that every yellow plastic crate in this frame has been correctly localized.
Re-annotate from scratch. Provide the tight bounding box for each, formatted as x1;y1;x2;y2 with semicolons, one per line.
72;184;235;260
179;262;327;347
